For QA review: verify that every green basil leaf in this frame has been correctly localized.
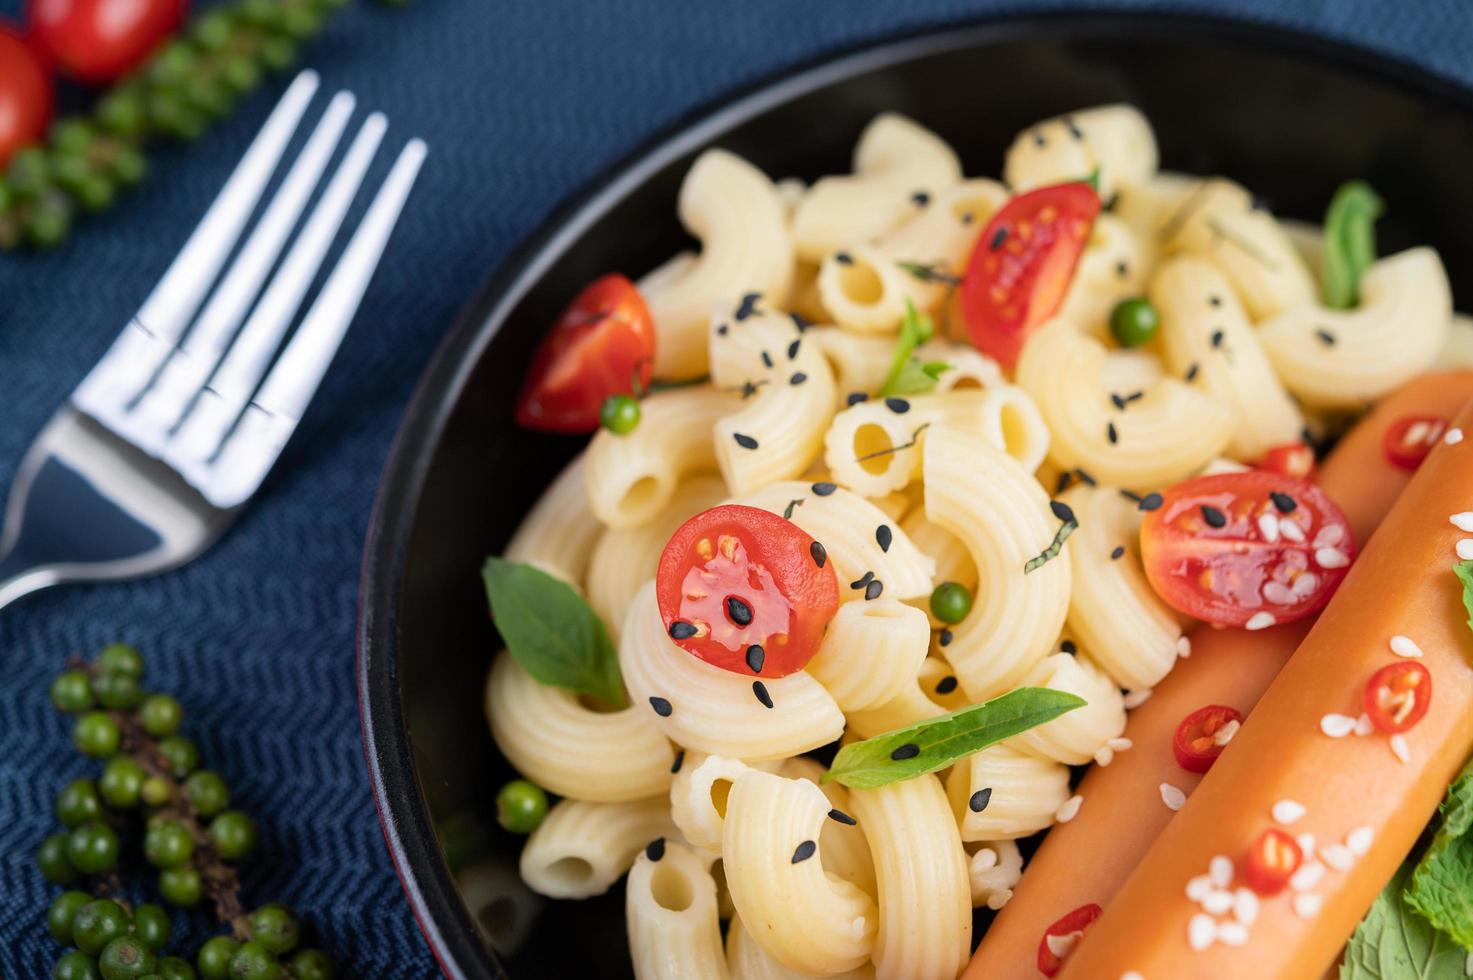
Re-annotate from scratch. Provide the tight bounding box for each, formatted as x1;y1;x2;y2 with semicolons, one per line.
822;687;1086;789
1322;181;1384;310
1454;560;1473;635
878;301;939;397
884;358;945;396
481;557;626;707
1341;863;1466;979
1407;759;1473;947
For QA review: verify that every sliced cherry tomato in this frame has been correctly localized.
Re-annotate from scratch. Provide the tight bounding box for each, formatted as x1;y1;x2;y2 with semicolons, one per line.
1364;661;1432;734
655;504;838;678
960;182;1101;370
1243;828;1302;895
1036;902;1102;977
1382;414;1448;470
0;26;53;169
1258;441;1316;481
1172;704;1244;773
27;0;185;84
515;274;655;433
1140;471;1355;628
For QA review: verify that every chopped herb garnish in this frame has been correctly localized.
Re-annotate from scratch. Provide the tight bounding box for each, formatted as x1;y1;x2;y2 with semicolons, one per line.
1322;180;1384;309
878;301;949;397
1025;510;1078;574
854;422;931;463
896;260;962;286
782;498;804;520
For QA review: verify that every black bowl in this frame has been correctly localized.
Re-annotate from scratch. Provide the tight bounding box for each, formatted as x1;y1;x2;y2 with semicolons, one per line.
357;12;1473;978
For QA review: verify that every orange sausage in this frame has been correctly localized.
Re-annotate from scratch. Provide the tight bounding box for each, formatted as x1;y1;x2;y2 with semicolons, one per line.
964;370;1473;979
1059;392;1473;980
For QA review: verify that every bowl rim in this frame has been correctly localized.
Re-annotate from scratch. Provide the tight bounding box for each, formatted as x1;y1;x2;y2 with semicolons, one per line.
355;10;1473;977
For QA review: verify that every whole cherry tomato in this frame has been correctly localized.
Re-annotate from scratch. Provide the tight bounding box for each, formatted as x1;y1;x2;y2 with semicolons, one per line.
0;25;54;169
28;0;186;84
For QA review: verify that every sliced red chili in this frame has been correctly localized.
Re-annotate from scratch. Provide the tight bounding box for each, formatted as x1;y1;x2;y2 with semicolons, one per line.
1172;705;1244;773
1243;828;1302;896
1258;442;1316;481
1037;903;1102;977
1382;414;1447;470
1364;661;1432;734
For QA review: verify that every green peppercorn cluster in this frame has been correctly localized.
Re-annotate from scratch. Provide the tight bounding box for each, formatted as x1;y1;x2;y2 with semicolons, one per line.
0;0;355;251
40;644;337;980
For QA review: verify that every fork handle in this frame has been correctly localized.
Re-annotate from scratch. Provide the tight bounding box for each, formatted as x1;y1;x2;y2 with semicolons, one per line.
0;546;51;610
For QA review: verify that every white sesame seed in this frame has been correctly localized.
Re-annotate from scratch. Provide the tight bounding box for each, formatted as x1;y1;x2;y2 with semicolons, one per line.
1320;713;1357;737
1209;855;1233;887
1458;539;1473;561
986;889;1013;911
1408;421;1431;444
1296;833;1317;855
1452;512;1473;532
1124;688;1153;708
1056;794;1084;823
1246;611;1277;631
1160;783;1187;811
1108;737;1133;752
1279;518;1306;542
1293;572;1319;596
1272;799;1307;825
1186;875;1213;902
1258;513;1280;543
1203;890;1234;915
1293;893;1323;919
1263;581;1296;605
1320;843;1355;871
1217;921;1249;946
1234;888;1259;925
1315;547;1349;569
1046;932;1080;958
1355;713;1375;736
1212;720;1240;747
1390;635;1424;658
1391;734;1410;763
1347;826;1374;856
1290;860;1324;892
1313;524;1345;548
1121;973;1145;980
1188;913;1216;950
1447;427;1464;445
1177;635;1192;658
1094;746;1116;766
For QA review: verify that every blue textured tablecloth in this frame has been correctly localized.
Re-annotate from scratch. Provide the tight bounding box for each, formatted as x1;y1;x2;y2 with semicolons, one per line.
3;0;1473;976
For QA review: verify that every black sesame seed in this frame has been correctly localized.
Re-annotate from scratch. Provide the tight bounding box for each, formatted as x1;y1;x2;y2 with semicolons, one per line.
761;350;774;369
1110;545;1126;561
1270;491;1297;513
790;372;808;385
1115;260;1129;279
1209;295;1222;307
969;788;993;813
911;190;930;206
1060;640;1077;655
990;227;1008;250
835;251;853;266
1185;363;1200;382
1211;329;1225;349
1075;468;1098;486
646;837;666;861
753;680;774;709
669;621;697;640
827;808;857;826
810;541;827;568
1201;505;1227;528
891;743;920;761
791;840;817;863
1251;193;1271;212
812;481;837;496
850;571;875;590
961;212;975;224
935;675;959;695
746;645;765;674
727;595;753;626
1055;471;1074;495
735;292;761;320
939;629;954;647
649;697;673;717
1139;492;1163;512
787;339;801;360
716;324;728;336
791;311;810;332
1050;500;1076;524
847;392;868;407
1107;421;1118;445
876;525;893;552
1065;117;1084;140
1033;132;1047;148
733;432;759;450
671;750;685;774
1111;392;1127;410
864;579;884;601
1315;328;1337;347
885;397;911;414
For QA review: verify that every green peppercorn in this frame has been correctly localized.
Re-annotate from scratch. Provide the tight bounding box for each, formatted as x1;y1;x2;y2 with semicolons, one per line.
247;904;299;955
928;581;974;624
68;822;122;875
38;831;79;883
74;711;122;757
97;643;144;676
92;671;144;709
8;147;52;197
496;779;549;834
156;957;197;980
139;694;184;736
130;903;172;951
277;5;322;38
236;0;277;26
287;950;333;980
100;756;148;808
196;937;240;980
27;189;75;248
52;670;96;712
219;54;261;95
257;37;297;72
599;395;641;435
185;771;229;817
99;936;157;980
141;775;173;807
97;88;147;137
74;174;118;213
158;866;204;907
48;889;94;943
158;736;199;777
145;820;195;869
209;811;257;860
110;145;147;186
149;41;197;84
226;942;280;980
1108;297;1160;348
73;899;130;955
58;778;105;826
53;950;102;980
192;10;234;50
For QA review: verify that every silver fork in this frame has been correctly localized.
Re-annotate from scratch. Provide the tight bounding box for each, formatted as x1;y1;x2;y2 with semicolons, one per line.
0;70;427;610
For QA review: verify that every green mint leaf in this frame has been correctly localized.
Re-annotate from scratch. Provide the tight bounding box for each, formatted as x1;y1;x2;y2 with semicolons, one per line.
1323;180;1384;310
921;360;950;380
1341;863;1466;979
1454;560;1473;635
878;301;938;397
1407;760;1473;947
1082;166;1101;193
481;557;626;707
884;358;943;396
822;688;1085;789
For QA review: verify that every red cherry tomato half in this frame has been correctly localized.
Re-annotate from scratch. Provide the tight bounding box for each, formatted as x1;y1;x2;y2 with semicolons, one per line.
1382;414;1448;470
1140;471;1355;628
27;0;185;84
0;26;53;169
655;504;838;678
1172;704;1245;774
1364;661;1432;734
1243;828;1302;896
1258;441;1316;481
515;274;655;433
960;182;1101;370
1036;902;1102;977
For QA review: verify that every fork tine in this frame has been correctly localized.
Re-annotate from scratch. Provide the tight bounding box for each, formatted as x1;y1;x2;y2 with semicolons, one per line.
127;91;358;448
166;111;389;468
199;137;428;509
72;70;322;420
